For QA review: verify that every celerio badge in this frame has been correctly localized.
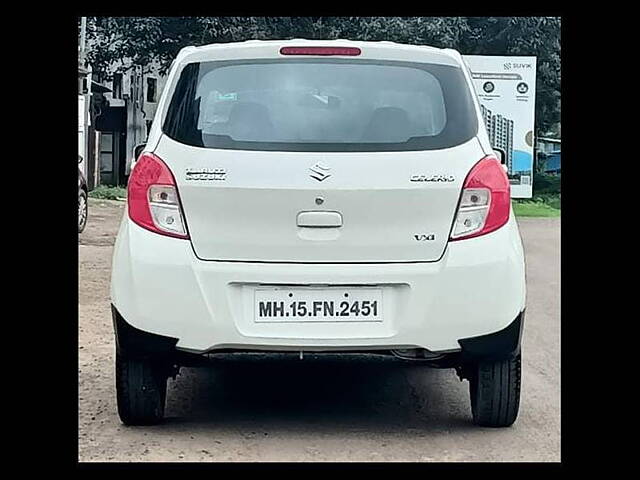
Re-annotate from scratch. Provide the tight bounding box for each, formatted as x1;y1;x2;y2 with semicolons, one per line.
410;174;455;183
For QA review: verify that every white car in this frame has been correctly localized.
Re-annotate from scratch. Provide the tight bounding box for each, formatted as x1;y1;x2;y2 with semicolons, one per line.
111;40;526;427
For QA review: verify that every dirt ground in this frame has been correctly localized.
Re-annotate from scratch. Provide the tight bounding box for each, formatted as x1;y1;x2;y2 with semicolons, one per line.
78;199;560;462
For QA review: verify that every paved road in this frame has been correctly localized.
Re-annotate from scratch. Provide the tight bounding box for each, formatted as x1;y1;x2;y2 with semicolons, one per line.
78;199;560;462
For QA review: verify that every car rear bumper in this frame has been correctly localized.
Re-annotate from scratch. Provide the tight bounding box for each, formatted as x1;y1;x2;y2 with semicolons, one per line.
111;214;526;354
113;304;525;365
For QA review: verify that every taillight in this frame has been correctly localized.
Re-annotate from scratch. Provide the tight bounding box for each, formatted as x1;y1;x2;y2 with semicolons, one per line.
450;155;510;241
279;46;361;56
128;152;189;239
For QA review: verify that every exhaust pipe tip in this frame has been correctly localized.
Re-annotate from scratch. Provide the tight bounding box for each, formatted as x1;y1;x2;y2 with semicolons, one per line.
391;349;446;361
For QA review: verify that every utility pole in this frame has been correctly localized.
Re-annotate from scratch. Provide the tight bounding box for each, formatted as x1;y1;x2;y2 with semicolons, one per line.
78;17;95;187
80;16;87;61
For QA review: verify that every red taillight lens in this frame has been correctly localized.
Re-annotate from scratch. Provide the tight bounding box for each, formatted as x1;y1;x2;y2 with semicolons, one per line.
450;155;510;241
128;152;189;239
279;46;361;56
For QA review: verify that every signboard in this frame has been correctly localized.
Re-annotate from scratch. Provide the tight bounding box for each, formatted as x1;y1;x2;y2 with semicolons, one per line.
78;93;91;178
462;55;537;198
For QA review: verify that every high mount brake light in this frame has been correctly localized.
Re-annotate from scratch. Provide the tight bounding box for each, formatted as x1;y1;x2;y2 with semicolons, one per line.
128;152;189;239
450;155;510;241
279;46;362;56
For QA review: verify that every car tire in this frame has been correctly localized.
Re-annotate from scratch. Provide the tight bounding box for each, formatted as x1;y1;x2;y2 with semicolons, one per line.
115;351;168;425
469;353;521;427
78;189;88;233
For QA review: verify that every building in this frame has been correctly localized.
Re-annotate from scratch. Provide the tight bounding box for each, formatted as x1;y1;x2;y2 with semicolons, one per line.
544;151;561;174
79;57;113;190
480;105;514;174
91;63;168;186
536;137;561;155
536;137;561;175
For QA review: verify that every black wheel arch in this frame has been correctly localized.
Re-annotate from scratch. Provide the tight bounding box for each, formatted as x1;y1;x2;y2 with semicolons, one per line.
458;309;525;365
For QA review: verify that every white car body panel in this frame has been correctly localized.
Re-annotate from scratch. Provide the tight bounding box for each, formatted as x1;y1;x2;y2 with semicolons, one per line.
155;134;486;263
113;39;526;354
111;210;525;353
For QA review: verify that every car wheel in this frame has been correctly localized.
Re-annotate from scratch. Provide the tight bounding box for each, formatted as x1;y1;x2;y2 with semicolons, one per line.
78;190;88;233
469;353;521;427
115;350;168;425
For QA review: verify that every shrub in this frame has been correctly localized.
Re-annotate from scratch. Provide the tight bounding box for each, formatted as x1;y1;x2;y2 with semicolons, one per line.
89;185;127;200
533;173;561;196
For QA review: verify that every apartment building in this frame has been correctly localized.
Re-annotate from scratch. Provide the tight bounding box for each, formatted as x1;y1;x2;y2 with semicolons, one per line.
480;105;515;174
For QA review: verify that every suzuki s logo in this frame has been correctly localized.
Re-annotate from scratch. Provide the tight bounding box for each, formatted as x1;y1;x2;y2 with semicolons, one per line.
309;162;331;182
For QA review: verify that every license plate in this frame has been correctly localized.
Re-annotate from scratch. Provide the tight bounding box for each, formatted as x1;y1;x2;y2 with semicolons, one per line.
254;287;383;323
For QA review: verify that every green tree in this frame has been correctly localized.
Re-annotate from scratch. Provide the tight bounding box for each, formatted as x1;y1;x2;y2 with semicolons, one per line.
84;16;560;134
461;17;561;135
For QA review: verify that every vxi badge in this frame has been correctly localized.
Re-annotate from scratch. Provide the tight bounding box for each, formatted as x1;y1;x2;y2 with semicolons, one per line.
410;174;455;183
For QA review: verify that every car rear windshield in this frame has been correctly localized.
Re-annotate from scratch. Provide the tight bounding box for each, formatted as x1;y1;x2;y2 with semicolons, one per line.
163;59;478;152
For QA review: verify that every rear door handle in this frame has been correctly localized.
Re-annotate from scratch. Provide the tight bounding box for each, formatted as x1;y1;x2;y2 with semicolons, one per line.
297;211;343;228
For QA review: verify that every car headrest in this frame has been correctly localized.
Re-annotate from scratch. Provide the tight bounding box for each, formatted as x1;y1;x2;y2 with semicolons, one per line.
227;101;275;141
362;107;412;142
